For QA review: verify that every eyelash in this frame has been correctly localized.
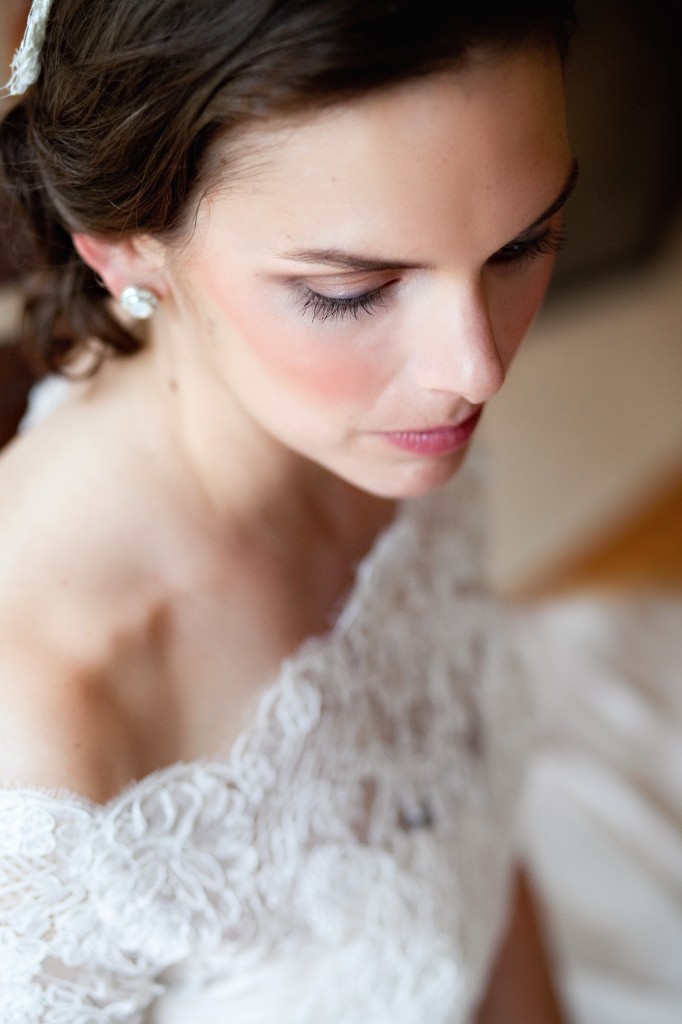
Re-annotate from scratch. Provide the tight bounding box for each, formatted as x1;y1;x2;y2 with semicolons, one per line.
298;225;567;322
298;286;389;323
489;224;567;265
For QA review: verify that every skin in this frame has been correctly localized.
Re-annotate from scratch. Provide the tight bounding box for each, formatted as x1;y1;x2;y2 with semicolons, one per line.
76;45;574;508
0;44;572;1020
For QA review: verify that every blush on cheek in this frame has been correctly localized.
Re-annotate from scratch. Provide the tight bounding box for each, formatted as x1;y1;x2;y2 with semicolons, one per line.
229;309;386;406
197;268;389;406
260;336;379;404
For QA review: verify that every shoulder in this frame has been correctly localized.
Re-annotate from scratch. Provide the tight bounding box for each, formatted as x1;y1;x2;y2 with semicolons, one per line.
0;640;142;803
0;422;138;654
0;428;167;804
0;382;172;623
0;586;162;805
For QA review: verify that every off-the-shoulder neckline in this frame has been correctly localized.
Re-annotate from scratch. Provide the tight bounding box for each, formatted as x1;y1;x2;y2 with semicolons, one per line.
0;450;481;813
0;475;420;812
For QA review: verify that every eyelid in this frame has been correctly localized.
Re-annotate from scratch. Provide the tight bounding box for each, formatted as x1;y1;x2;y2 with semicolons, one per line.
296;281;391;322
297;269;399;297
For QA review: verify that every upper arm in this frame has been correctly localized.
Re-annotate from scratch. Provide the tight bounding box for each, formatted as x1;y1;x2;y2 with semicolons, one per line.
0;634;138;803
475;867;568;1024
0;427;167;803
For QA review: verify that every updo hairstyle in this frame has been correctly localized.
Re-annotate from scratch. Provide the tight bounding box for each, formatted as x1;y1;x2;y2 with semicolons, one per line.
0;0;576;374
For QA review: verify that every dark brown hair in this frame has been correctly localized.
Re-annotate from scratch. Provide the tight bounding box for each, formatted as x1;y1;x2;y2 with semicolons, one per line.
0;0;576;374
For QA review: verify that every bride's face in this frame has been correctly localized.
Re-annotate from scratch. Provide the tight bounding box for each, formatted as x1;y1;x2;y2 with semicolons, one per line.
161;46;574;498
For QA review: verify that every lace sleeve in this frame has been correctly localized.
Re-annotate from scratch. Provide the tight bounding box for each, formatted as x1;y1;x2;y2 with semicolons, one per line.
0;789;163;1024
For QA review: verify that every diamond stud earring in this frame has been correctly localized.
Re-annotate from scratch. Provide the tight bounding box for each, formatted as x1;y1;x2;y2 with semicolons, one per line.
119;285;159;320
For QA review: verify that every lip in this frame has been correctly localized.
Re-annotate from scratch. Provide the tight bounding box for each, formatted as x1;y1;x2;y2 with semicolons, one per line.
379;407;483;456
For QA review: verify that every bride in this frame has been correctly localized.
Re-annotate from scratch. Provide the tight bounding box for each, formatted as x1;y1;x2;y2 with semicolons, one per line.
0;1;576;1020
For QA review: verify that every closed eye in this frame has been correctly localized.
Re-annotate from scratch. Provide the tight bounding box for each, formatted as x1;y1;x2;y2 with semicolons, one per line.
489;223;567;266
297;282;392;322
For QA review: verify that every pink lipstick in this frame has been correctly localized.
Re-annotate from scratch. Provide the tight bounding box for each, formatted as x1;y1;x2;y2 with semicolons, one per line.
380;407;483;456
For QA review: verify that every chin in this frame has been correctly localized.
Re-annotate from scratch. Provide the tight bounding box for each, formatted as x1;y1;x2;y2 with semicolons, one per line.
350;449;470;500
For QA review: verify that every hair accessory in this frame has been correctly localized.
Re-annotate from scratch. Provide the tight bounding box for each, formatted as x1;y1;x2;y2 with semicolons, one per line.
119;286;160;320
4;0;55;97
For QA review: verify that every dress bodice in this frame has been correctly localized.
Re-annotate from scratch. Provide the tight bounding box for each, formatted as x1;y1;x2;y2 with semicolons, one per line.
0;446;529;1024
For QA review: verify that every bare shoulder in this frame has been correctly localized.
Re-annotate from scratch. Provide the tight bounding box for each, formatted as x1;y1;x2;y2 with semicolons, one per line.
0;645;140;804
0;415;131;652
0;420;165;804
0;395;274;798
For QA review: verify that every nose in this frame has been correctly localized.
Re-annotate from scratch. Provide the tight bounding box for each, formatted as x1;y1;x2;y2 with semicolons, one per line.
413;278;506;403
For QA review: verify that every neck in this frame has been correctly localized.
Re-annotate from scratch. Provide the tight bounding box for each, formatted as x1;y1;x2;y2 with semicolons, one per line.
90;319;393;556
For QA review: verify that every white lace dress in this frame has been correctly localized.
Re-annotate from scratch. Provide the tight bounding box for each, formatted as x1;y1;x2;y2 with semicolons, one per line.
0;442;530;1024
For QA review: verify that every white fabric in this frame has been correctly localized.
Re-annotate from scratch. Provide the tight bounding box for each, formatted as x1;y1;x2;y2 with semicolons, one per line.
515;593;682;1024
0;439;531;1023
18;373;76;432
5;0;55;96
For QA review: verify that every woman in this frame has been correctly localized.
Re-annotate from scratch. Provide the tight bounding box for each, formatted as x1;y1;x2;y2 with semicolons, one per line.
0;1;576;1020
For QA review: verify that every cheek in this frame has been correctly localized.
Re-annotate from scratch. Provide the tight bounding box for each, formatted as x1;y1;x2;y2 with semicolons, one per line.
243;323;387;409
489;259;556;362
202;276;389;406
266;344;377;406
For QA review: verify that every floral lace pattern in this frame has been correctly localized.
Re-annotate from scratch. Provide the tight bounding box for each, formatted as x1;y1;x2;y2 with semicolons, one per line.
0;450;530;1023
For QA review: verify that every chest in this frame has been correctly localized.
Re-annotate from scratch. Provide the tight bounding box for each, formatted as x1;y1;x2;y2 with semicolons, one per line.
86;597;520;1024
102;534;384;770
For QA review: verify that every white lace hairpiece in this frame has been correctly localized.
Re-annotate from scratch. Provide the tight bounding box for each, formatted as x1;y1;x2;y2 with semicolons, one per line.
4;0;55;97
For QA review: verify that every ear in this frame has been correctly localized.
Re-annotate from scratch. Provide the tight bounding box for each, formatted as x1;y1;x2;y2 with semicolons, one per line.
72;233;169;303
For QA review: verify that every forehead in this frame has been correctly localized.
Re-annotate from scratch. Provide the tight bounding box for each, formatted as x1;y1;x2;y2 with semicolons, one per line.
199;47;570;259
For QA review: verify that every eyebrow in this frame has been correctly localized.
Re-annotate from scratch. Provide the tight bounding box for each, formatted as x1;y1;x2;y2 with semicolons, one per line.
276;157;579;272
